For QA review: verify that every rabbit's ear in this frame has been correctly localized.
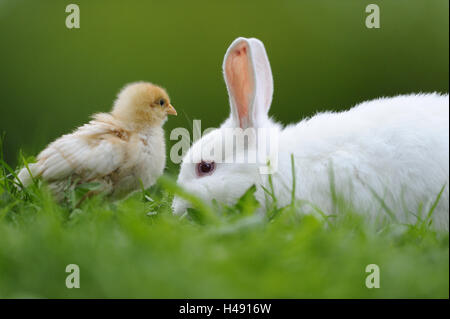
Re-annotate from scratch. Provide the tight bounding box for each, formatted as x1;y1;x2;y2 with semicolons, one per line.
223;37;273;129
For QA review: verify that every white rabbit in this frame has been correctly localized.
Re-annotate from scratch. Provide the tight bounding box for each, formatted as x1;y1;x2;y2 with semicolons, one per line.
172;37;449;230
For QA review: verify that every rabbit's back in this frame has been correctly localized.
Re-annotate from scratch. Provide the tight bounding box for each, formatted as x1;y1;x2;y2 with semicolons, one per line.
277;93;449;229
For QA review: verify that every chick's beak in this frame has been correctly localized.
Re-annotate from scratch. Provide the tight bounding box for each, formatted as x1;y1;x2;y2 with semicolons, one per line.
166;104;177;116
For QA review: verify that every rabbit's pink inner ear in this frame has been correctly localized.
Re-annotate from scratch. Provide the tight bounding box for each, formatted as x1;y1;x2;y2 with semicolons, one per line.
225;42;254;128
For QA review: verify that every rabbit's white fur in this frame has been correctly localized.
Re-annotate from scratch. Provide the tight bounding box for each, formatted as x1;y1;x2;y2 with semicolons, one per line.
173;37;449;230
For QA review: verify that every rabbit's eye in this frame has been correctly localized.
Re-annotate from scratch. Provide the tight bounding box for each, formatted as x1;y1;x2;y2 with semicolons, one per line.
196;161;215;177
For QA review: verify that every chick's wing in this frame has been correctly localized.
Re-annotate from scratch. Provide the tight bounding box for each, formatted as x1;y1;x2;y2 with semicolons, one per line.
35;121;128;182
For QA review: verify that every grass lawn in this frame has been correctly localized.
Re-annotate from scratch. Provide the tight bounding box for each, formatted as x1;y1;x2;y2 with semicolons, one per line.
0;147;448;298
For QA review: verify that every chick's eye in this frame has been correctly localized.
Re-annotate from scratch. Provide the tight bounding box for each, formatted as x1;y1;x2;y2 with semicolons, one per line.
159;99;165;106
196;161;215;177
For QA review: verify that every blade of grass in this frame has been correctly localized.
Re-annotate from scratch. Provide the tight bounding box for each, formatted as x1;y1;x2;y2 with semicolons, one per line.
0;133;10;192
290;153;296;207
328;160;338;215
425;184;447;225
19;150;38;188
0;158;25;190
367;186;398;223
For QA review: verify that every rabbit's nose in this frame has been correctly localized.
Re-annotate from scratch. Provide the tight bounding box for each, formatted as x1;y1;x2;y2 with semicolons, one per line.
172;196;190;216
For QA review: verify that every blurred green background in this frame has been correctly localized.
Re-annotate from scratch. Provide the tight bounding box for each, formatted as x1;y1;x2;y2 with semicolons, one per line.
0;0;448;172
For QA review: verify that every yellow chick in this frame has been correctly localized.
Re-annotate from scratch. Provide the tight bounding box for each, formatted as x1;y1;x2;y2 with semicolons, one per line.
17;82;177;202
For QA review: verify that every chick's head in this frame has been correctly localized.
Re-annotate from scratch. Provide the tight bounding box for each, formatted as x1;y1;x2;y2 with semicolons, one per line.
112;82;176;127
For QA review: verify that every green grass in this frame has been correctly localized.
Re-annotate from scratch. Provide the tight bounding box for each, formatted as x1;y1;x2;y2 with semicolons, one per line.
0;146;448;298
